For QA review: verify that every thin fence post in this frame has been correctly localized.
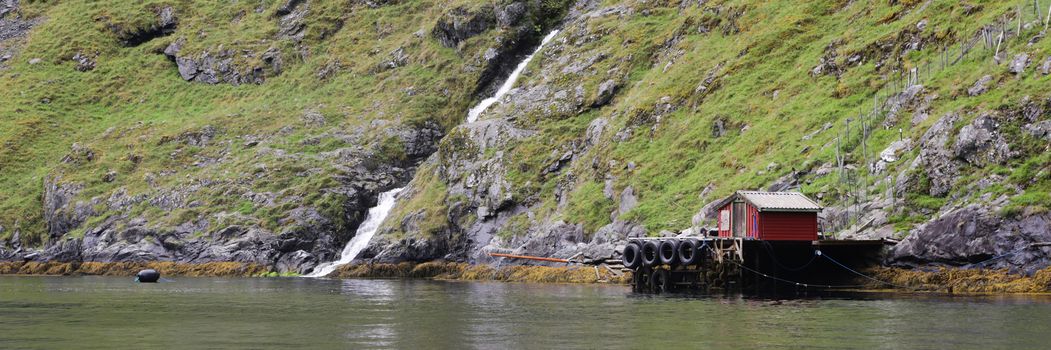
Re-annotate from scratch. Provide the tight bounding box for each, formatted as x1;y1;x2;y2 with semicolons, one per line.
1019;5;1023;34
983;27;989;50
995;19;1005;64
861;111;868;177
1045;4;1051;30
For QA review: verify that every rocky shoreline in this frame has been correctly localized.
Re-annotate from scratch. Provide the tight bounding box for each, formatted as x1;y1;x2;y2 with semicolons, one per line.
0;260;630;284
0;261;270;277
868;266;1051;294
5;259;1051;294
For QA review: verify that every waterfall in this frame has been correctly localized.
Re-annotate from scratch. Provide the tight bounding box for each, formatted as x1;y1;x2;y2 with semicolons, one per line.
467;30;560;123
305;188;404;278
306;30;560;278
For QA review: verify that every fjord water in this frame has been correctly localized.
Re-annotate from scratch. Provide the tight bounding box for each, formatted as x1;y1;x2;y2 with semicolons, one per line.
2;276;1050;349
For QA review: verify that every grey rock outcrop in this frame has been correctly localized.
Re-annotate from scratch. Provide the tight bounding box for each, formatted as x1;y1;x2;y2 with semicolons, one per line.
43;178;91;240
431;6;498;48
164;38;283;85
890;205;1051;273
0;0;17;18
111;6;177;47
916;113;959;197
968;75;993;96
0;0;38;70
1009;53;1030;74
952;114;1011;166
276;0;308;42
593;79;618;106
72;51;96;72
26;163;414;273
1027;120;1051;140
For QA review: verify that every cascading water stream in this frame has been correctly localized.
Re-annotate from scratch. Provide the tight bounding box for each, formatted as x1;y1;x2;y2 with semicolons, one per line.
306;30;560;277
305;188;403;277
467;30;560;123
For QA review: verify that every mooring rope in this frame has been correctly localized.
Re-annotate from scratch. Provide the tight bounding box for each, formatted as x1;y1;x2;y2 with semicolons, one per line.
699;241;1051;292
702;244;922;290
702;245;865;289
727;258;868;289
817;250;917;290
965;245;1035;268
759;241;819;272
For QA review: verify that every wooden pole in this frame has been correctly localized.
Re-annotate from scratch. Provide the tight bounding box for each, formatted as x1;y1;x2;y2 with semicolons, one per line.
836;136;842;179
995;19;1005;64
1019;5;1023;34
861;111;868;174
488;253;570;263
1045;4;1051;31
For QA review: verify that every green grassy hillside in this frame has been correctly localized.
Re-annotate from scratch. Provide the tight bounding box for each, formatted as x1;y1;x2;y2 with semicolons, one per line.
375;0;1051;259
0;0;568;246
1;0;1049;268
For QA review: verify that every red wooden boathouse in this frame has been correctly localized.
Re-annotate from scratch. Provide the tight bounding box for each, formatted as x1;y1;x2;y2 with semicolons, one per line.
714;191;822;241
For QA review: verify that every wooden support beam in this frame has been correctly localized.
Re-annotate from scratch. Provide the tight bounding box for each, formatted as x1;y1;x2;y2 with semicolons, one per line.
488;253;569;263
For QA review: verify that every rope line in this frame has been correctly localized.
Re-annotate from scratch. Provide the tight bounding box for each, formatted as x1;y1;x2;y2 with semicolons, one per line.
698;241;1051;291
728;258;867;289
760;241;818;272
818;251;916;290
702;245;865;289
965;245;1033;268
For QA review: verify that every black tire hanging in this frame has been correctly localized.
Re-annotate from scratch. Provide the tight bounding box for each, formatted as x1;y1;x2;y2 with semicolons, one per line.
678;238;702;266
632;269;647;292
641;240;661;267
622;243;642;269
649;269;671;293
658;239;679;266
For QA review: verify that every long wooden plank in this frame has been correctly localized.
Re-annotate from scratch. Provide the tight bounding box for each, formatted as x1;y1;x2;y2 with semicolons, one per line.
488;253;570;263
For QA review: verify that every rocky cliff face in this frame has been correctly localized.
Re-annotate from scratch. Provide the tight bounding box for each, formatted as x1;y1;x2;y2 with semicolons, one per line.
0;0;574;273
2;0;1050;274
366;0;1051;272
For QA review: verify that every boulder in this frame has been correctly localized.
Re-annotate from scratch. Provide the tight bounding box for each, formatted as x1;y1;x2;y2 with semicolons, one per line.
890;205;1051;273
917;113;959;197
1026;120;1051;140
164;40;283;85
496;2;527;27
431;6;497;48
952;114;1011;166
43;178;91;240
872;139;911;174
0;0;17;18
276;0;308;42
967;75;993;96
72;51;96;72
593;79;617;107
1009;53;1030;74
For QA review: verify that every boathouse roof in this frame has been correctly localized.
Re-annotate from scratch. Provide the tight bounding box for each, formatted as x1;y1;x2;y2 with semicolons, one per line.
717;191;823;213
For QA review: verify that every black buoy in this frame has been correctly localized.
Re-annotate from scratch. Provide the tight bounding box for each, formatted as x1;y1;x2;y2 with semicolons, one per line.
136;269;160;283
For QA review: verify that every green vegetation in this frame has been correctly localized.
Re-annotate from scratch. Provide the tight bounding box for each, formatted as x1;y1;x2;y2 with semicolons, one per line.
0;0;559;244
448;0;1051;236
496;213;531;241
3;0;1051;249
563;181;613;234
